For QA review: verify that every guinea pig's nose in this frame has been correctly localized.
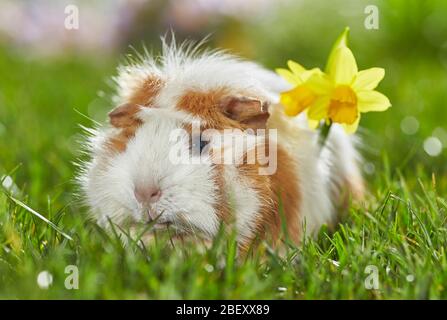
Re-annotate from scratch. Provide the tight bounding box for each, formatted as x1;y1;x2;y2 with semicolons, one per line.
134;184;161;205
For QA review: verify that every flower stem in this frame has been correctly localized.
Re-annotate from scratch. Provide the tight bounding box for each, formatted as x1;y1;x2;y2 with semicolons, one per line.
318;120;332;149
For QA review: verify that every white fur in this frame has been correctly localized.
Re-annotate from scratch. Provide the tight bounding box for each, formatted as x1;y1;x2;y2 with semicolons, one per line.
82;109;220;237
115;41;278;108
79;40;362;242
223;163;260;242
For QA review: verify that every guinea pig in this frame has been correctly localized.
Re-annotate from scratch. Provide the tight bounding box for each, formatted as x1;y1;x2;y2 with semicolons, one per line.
78;40;364;249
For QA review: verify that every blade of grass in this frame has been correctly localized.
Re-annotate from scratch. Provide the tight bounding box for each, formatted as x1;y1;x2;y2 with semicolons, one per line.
6;194;73;241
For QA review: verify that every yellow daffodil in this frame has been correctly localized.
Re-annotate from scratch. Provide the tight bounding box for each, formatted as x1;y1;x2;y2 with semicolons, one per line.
276;61;321;117
276;27;391;134
306;45;391;133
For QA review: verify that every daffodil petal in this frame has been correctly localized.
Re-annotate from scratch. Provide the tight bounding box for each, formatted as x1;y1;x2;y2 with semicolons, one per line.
329;46;358;85
307;117;320;130
280;85;317;116
276;68;301;85
326;27;350;72
343;114;360;134
357;90;391;112
300;68;323;82
280;91;300;116
287;60;306;76
305;73;333;95
352;68;385;91
307;96;330;121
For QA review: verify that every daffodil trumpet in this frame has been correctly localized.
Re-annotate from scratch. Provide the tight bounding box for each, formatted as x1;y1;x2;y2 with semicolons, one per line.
276;27;391;147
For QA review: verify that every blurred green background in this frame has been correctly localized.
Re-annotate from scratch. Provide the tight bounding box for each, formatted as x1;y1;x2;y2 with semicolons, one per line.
0;0;447;299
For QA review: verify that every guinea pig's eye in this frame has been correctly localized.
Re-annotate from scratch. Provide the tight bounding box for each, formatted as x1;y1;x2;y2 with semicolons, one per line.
191;134;209;155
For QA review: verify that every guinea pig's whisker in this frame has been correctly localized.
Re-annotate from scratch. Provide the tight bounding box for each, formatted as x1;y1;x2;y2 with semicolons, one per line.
178;212;200;242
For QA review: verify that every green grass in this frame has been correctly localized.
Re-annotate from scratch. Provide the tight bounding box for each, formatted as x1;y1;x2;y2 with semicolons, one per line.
1;162;446;299
1;0;447;297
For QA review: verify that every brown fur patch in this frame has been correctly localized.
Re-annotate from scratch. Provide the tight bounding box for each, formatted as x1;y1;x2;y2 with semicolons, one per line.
128;77;164;106
107;125;142;153
177;89;238;129
269;146;301;244
213;164;231;224
107;77;163;153
237;143;301;248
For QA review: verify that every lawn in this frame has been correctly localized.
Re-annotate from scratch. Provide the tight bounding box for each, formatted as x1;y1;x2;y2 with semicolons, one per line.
1;0;447;299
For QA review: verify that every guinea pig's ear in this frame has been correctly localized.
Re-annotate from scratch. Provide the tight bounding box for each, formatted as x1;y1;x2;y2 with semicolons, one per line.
108;103;141;128
220;96;270;129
